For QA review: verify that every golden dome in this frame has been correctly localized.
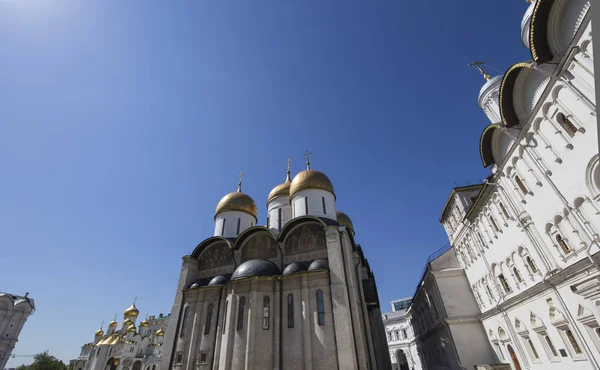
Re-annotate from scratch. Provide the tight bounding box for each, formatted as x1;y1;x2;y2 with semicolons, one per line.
127;324;137;333
155;327;165;336
215;190;258;219
123;319;133;326
124;303;139;318
109;320;118;327
289;170;335;199
95;328;104;337
140;319;149;327
267;172;292;204
336;211;355;234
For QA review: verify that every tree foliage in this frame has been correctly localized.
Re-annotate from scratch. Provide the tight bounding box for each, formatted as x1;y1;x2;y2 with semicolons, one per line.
17;351;67;370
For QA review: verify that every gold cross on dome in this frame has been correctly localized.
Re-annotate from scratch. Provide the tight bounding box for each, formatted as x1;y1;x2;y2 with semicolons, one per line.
100;320;104;329
238;171;245;191
303;150;312;170
286;158;292;172
133;296;138;305
468;61;491;81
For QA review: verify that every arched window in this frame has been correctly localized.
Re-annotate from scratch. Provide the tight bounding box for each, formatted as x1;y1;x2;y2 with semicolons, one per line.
498;274;511;293
565;329;583;354
317;290;325;325
287;294;294;328
513;267;523;283
262;296;270;330
489;215;500;232
499;202;510;219
204;304;213;335
557;112;577;137
526;256;538;273
556;233;571;254
527;339;540;359
515;176;528;195
180;306;190;337
544;335;559;357
222;301;228;334
237;296;246;331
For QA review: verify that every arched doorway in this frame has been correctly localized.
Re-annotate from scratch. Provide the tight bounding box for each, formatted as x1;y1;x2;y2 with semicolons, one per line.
133;361;142;370
395;349;409;370
507;345;521;370
106;358;117;370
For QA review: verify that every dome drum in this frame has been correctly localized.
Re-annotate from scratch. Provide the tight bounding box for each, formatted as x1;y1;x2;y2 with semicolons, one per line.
214;211;256;238
290;188;336;220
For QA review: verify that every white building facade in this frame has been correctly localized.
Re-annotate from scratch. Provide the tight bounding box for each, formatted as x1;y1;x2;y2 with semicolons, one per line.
0;292;34;370
440;1;599;369
160;160;391;370
383;298;423;370
70;303;170;370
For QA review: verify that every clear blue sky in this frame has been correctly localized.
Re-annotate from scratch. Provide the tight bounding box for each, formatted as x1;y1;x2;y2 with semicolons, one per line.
1;0;531;366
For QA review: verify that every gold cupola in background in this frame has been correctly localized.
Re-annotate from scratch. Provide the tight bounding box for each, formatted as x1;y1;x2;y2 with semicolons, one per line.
336;211;355;235
127;324;137;333
156;327;165;336
124;299;139;318
268;159;292;204
95;324;104;337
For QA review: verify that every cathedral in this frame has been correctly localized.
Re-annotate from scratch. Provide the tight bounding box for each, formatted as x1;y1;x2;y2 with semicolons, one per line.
160;156;391;370
439;0;598;369
70;302;170;370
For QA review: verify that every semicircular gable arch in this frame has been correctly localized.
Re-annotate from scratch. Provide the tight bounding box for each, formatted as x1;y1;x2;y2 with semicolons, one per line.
191;236;233;259
278;216;329;242
235;227;279;262
499;62;531;128
529;0;555;64
480;124;502;167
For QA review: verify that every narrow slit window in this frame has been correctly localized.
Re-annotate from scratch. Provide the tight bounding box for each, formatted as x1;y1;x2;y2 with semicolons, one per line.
237;296;246;331
513;267;523;283
498;274;511;293
515;176;528;195
221;219;226;235
528;339;539;359
278;208;282;230
544;335;558;357
180;306;190;338
322;197;326;214
499;202;510;219
489;216;500;232
267;215;270;229
557;112;577;137
288;294;294;328
222;301;228;334
565;329;582;354
204;304;213;335
305;197;309;214
526;256;538;273
317;290;325;325
236;218;241;235
556;233;571;254
262;296;270;330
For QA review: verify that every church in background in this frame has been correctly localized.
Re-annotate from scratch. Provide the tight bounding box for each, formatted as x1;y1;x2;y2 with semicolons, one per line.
0;292;35;370
160;155;391;370
438;0;598;369
70;302;170;370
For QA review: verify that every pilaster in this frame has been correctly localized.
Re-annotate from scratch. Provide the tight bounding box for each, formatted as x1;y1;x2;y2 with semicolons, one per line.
325;226;359;370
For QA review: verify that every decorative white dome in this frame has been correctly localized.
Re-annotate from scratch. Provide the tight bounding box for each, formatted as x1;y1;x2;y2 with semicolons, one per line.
477;75;503;124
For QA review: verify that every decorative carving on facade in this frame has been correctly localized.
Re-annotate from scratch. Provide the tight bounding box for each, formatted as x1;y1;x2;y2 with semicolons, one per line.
198;243;234;269
241;233;277;262
285;224;326;256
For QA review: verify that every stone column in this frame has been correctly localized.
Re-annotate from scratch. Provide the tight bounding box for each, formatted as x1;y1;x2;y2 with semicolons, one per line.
185;290;204;370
